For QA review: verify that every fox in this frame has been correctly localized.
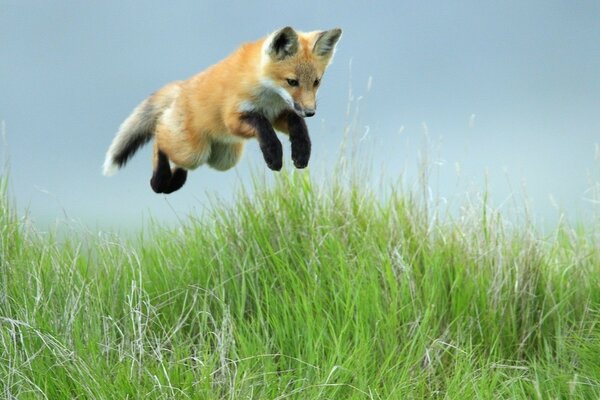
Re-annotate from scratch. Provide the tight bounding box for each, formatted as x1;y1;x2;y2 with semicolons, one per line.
102;26;342;194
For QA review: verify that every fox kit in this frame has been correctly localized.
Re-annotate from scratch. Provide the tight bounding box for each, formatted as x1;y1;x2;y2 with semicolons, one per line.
103;26;342;194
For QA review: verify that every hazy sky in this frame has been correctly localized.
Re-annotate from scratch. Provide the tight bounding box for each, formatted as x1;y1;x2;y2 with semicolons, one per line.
1;1;600;230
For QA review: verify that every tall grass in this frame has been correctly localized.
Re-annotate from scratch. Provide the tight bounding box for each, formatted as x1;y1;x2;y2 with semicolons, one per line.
1;165;600;398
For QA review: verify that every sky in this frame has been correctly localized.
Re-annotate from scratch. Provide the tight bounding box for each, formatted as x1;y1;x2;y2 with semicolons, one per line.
1;1;600;231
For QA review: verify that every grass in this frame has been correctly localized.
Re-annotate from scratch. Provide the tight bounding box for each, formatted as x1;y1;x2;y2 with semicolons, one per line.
1;165;600;399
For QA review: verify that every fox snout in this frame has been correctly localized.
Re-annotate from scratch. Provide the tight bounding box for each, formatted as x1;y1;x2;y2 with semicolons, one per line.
293;102;316;118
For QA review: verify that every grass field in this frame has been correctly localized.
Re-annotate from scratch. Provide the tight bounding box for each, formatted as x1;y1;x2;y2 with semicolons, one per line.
1;167;600;399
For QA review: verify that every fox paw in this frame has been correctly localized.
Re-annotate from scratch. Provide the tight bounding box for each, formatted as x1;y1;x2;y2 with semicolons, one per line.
261;142;283;171
291;139;311;169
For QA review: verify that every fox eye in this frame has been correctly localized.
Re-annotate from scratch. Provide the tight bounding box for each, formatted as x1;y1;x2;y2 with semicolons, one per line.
314;78;320;87
286;78;299;87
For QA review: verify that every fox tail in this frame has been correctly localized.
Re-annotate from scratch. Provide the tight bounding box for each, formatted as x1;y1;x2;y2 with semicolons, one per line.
102;97;161;176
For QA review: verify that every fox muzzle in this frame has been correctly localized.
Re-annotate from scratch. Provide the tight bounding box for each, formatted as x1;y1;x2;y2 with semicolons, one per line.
293;102;316;118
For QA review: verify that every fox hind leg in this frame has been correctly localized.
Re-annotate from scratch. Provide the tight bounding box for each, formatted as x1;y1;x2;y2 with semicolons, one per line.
150;144;188;194
150;147;171;193
165;168;187;194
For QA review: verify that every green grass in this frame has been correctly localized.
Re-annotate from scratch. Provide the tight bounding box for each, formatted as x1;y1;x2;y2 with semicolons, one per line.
1;170;600;399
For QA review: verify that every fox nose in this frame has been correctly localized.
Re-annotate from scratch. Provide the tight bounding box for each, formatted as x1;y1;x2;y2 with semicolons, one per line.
304;109;315;117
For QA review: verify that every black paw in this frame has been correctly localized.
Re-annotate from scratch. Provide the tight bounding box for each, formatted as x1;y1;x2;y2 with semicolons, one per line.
163;168;188;194
151;168;188;194
261;141;283;171
291;139;311;169
150;170;171;193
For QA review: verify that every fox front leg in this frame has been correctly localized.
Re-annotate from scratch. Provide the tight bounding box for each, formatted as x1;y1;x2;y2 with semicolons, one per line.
239;112;283;171
286;112;311;169
273;111;311;169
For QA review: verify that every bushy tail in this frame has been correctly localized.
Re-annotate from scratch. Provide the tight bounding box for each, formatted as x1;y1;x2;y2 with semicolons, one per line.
102;98;160;176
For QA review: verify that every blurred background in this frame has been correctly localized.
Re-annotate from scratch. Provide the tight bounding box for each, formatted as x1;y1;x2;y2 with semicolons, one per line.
1;1;599;231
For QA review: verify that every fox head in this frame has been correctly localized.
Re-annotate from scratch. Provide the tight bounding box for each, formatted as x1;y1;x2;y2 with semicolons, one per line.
261;26;342;118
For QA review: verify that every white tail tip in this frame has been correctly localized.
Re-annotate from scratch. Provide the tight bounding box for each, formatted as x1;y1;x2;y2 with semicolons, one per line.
102;158;118;176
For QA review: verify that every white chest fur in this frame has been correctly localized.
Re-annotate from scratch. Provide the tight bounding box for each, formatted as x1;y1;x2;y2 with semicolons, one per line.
238;78;294;122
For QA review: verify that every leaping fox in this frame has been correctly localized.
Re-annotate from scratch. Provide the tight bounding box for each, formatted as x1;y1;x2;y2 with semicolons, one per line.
102;26;342;194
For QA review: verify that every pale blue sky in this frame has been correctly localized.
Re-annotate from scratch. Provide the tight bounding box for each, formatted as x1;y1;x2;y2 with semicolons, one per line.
1;1;599;230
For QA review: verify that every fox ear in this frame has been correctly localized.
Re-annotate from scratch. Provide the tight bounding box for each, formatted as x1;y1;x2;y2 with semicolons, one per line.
313;28;342;59
267;26;299;60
